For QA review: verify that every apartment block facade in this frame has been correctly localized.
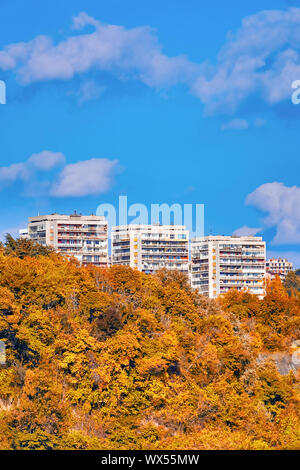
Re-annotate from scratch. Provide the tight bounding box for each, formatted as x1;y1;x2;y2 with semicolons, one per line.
111;224;189;274
266;258;294;282
26;213;108;267
191;235;266;298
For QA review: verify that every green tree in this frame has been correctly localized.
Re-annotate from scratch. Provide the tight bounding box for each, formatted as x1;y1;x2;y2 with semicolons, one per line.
3;234;54;258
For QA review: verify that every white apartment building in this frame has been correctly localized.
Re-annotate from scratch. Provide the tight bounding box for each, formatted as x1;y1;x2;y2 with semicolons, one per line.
266;258;294;282
19;228;28;239
111;224;189;274
26;213;108;267
191;235;266;298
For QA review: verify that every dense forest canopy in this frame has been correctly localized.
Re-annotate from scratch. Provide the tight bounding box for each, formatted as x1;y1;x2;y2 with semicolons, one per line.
0;237;299;450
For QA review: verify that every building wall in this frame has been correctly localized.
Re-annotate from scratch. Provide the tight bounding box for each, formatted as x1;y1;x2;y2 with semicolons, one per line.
24;215;273;299
27;213;108;267
266;258;294;281
191;236;266;299
111;224;189;274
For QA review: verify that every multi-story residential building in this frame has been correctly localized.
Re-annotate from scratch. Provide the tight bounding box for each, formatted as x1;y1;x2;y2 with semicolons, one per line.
191;235;266;298
111;224;189;274
25;213;108;267
18;228;28;239
266;258;294;282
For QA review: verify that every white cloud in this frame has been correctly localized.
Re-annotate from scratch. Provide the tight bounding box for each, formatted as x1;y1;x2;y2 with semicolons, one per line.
51;158;118;197
0;152;118;197
0;150;65;183
71;11;100;30
233;225;262;236
191;8;300;112
28;150;65;170
0;163;29;182
0;12;198;89
246;182;300;245
1;9;300;112
221;118;249;130
77;80;106;104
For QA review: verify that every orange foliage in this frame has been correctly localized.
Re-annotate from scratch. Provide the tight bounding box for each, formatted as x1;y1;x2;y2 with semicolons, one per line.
0;248;299;450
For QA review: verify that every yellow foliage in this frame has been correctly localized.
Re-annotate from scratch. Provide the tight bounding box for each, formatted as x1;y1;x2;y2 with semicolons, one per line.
0;252;299;449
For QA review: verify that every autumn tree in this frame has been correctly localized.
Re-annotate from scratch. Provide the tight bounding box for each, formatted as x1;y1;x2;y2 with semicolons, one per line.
0;252;299;450
2;234;54;259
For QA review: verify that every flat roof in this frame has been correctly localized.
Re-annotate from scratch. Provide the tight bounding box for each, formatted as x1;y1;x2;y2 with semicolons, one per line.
28;214;106;222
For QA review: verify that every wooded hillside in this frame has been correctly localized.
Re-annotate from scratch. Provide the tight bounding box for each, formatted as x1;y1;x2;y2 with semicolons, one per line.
0;241;299;450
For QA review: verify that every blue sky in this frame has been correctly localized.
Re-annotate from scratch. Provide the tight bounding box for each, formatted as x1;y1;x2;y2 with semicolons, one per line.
1;0;300;265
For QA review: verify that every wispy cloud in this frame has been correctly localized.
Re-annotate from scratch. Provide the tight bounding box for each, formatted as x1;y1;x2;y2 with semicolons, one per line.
221;118;249;130
0;163;29;182
28;150;65;171
51;158;119;197
0;151;118;197
0;11;199;89
0;150;65;183
192;8;300;112
246;182;300;245
77;80;106;104
233;225;262;236
1;9;300;113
